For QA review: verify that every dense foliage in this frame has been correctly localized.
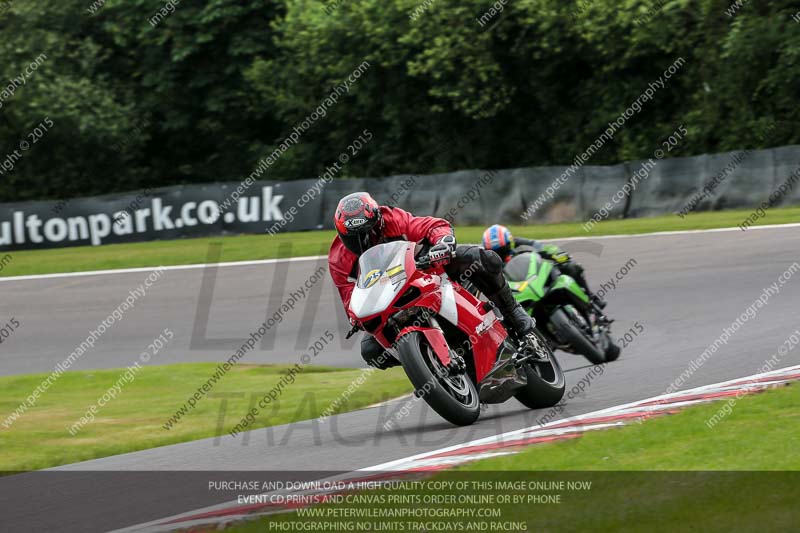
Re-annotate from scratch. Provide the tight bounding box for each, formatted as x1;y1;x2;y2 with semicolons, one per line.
1;0;798;201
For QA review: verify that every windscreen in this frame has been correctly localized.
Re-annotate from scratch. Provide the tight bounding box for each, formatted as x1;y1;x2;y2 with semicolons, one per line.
505;252;536;282
356;241;410;288
350;241;411;319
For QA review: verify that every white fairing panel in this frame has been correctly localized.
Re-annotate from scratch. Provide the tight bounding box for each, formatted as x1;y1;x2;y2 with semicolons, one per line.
439;277;458;326
350;241;411;319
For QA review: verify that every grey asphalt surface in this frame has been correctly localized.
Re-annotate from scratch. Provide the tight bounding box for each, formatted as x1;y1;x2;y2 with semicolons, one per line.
2;225;800;532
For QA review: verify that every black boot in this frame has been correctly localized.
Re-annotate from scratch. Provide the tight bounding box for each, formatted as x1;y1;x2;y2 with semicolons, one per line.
567;263;606;310
591;293;607;309
487;287;549;362
361;335;400;370
576;277;605;309
487;285;536;337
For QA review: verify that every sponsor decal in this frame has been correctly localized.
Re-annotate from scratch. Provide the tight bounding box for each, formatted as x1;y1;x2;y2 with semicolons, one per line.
475;313;497;335
386;265;404;276
387;264;407;289
363;269;383;288
344;217;367;229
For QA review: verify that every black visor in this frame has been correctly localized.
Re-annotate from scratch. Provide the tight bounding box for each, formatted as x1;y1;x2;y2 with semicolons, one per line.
494;244;513;259
340;228;380;255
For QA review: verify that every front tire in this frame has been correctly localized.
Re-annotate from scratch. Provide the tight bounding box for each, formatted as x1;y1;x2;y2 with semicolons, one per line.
514;330;566;409
550;308;605;365
396;332;480;427
604;334;621;362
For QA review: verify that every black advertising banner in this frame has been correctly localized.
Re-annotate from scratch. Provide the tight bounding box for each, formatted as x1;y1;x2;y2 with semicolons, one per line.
0;180;325;251
3;145;800;251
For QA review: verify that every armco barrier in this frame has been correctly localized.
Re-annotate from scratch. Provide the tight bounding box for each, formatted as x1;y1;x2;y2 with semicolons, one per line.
626;153;708;218
771;146;800;206
580;163;629;221
629;145;800;218
1;145;798;251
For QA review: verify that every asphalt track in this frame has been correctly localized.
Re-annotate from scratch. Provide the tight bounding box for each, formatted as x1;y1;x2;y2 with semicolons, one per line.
2;224;800;532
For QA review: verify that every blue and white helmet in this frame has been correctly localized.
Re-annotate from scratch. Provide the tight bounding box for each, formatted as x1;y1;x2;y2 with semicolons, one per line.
481;224;515;257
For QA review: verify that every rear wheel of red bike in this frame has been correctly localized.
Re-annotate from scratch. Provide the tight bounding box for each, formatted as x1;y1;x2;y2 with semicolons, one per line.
515;330;566;409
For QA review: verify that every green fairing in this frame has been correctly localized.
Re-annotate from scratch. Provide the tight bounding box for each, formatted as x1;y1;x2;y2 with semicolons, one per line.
552;274;590;302
508;253;588;306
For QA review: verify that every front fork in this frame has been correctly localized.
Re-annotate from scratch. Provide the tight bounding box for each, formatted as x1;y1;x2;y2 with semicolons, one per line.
426;316;467;375
394;316;463;370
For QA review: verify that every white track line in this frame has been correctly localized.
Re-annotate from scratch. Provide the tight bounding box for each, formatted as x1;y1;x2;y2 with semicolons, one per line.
1;221;798;283
113;364;800;532
553;221;800;242
0;255;326;282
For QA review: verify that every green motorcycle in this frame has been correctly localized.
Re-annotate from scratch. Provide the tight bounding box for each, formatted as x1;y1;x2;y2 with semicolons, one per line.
503;246;620;365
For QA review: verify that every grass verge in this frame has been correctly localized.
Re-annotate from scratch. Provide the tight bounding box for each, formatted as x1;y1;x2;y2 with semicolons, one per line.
464;383;800;471
2;207;799;277
0;363;410;472
235;384;800;533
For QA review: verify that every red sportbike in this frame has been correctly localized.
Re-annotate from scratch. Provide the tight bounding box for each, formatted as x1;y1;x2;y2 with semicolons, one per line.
348;241;565;426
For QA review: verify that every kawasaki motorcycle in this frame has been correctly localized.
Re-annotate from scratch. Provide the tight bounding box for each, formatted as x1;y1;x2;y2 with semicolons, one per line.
502;246;620;365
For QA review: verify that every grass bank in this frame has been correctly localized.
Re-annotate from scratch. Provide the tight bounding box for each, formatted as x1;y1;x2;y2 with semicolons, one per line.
0;363;410;471
235;383;800;532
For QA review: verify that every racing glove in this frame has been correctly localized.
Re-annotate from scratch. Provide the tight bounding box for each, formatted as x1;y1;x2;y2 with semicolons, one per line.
541;243;570;264
428;234;457;267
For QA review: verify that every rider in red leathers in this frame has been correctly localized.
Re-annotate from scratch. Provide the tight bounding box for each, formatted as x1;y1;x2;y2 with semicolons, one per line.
329;192;538;369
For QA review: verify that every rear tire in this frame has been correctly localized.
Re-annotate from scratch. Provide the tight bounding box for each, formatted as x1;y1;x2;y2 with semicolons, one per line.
396;332;480;427
514;330;566;409
550;309;605;365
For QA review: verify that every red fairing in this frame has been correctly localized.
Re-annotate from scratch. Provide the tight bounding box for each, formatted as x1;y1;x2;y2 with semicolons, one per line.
449;283;506;382
347;242;508;387
396;326;452;367
329;206;453;311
